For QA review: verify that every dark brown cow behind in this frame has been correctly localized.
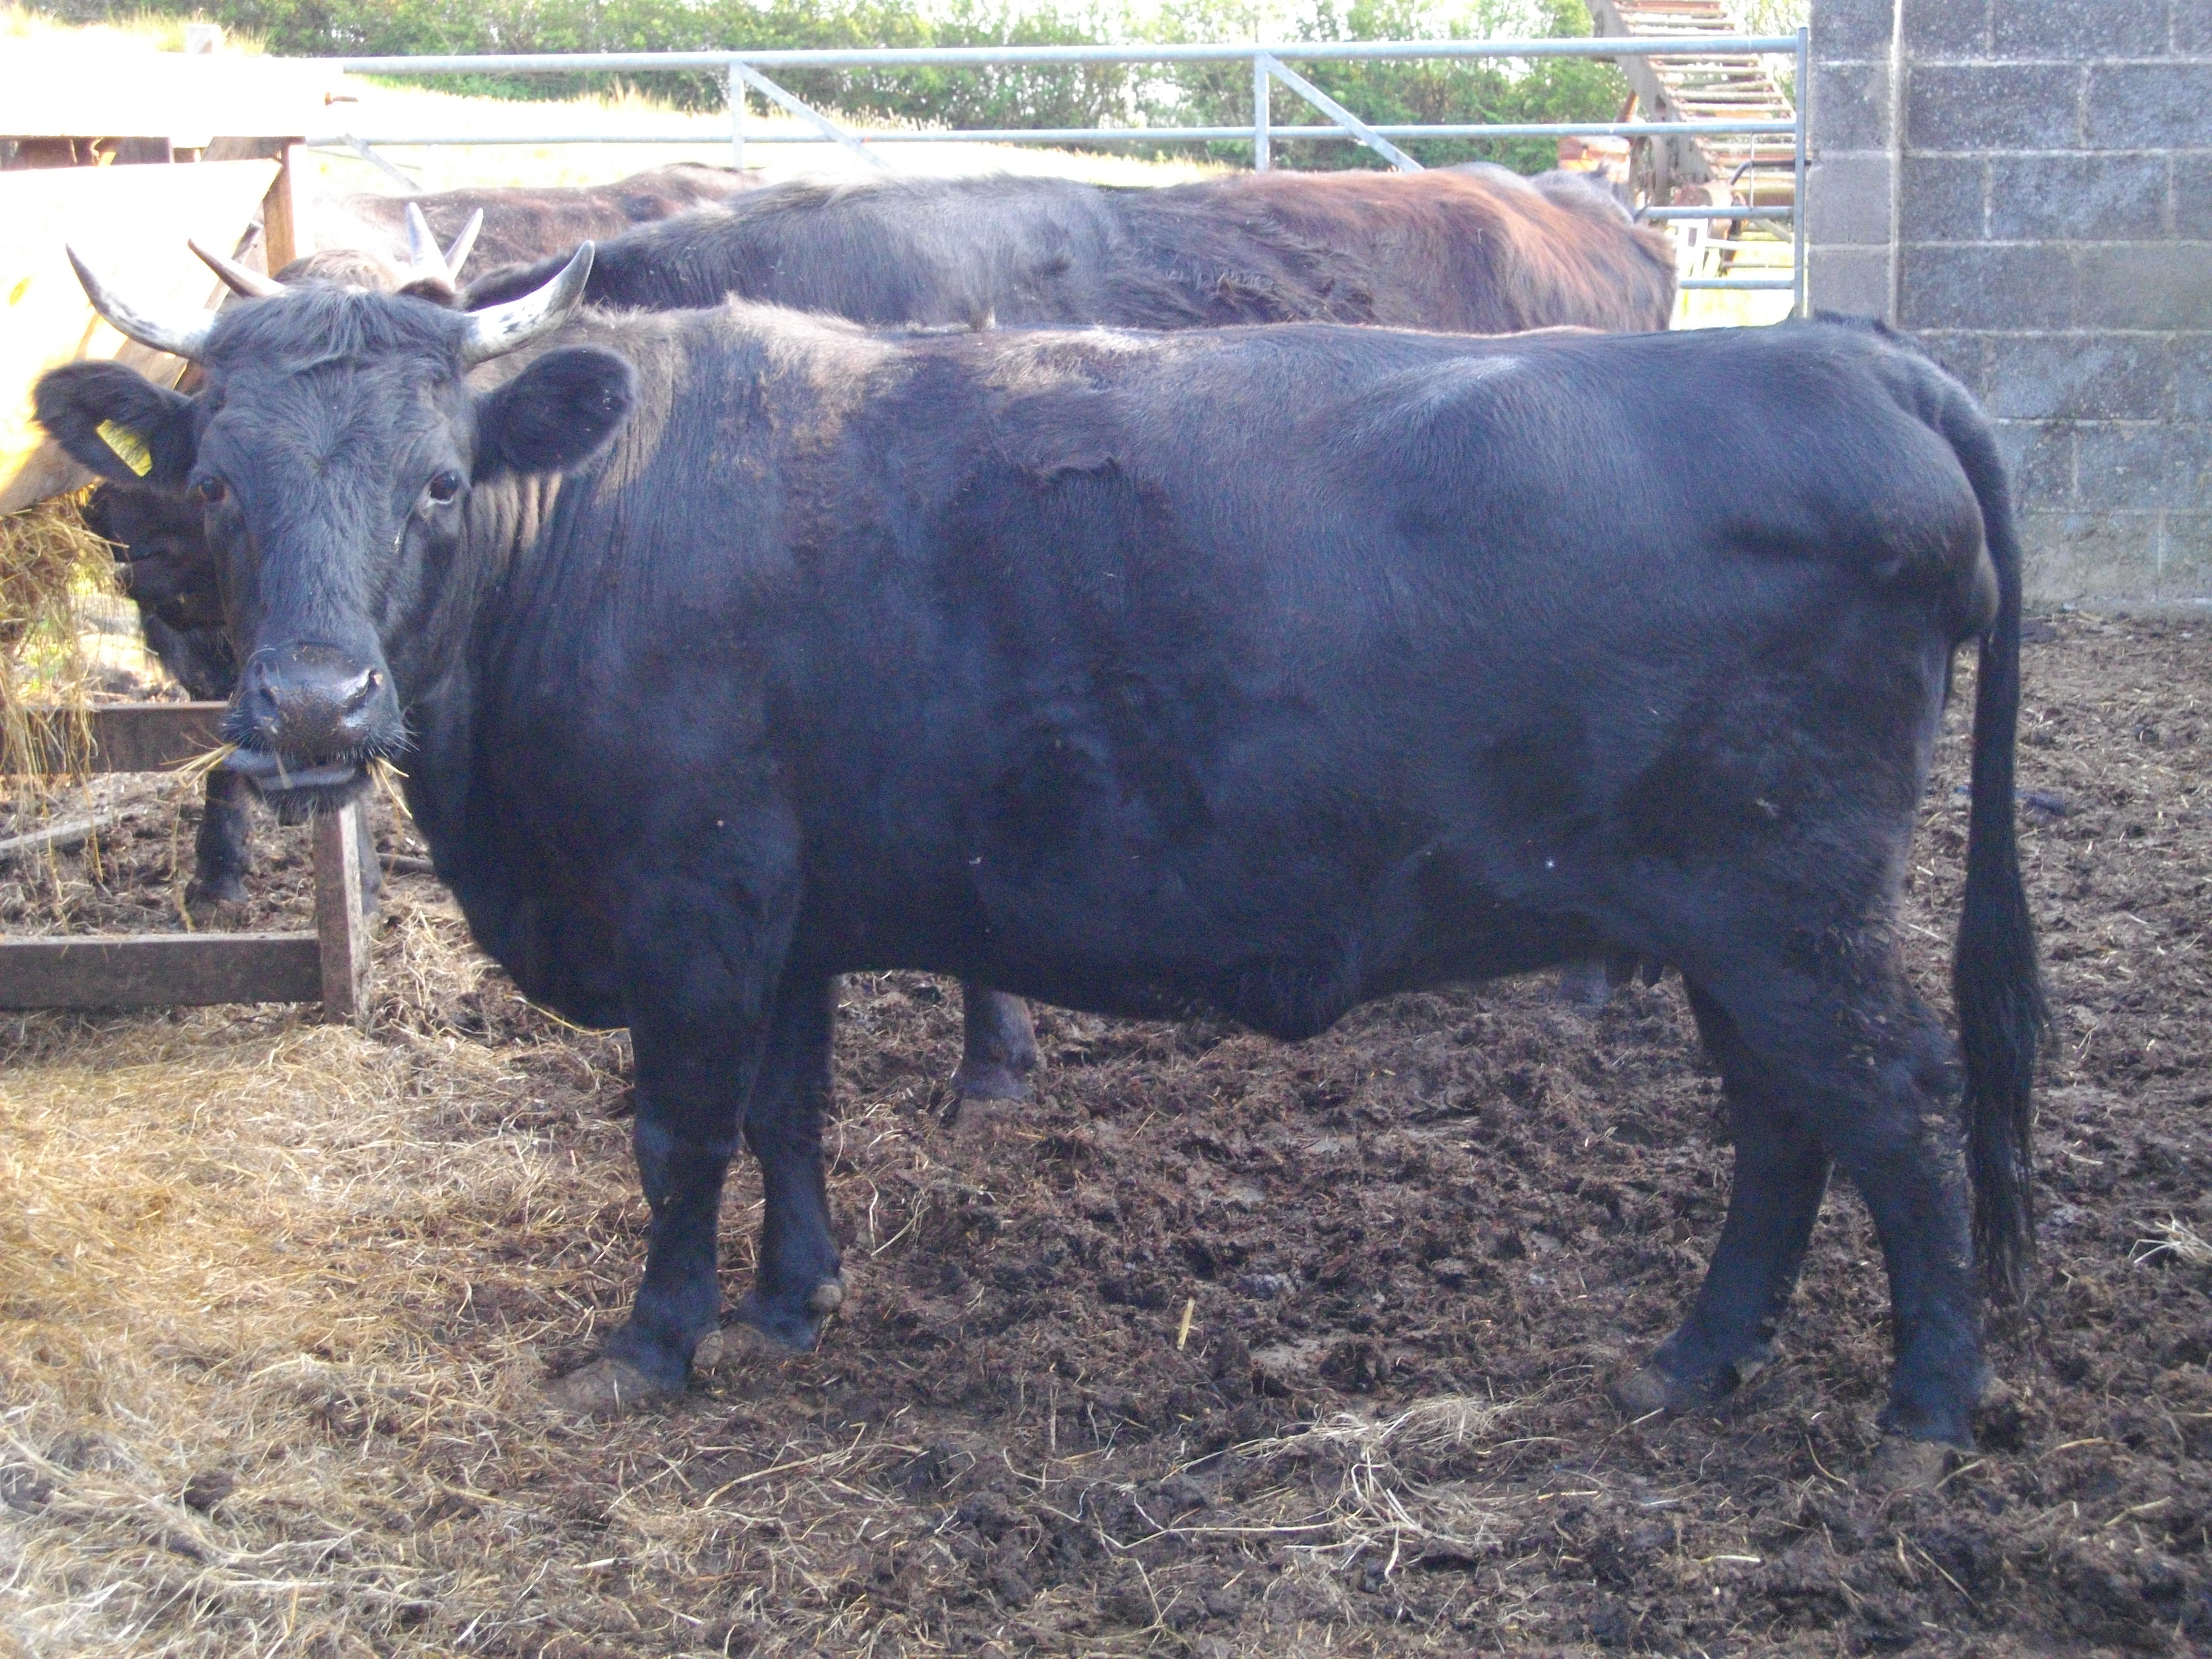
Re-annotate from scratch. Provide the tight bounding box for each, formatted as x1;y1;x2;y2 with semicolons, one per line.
326;163;767;273
463;164;1677;334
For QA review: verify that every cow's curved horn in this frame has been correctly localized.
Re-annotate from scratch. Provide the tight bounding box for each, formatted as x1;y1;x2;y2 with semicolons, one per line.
443;209;483;281
460;243;592;364
66;246;215;360
189;237;285;300
403;203;451;287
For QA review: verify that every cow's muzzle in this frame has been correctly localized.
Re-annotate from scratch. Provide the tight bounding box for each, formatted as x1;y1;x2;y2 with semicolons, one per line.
223;642;401;795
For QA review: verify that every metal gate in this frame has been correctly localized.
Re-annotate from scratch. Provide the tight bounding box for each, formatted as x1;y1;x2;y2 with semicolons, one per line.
312;32;1809;310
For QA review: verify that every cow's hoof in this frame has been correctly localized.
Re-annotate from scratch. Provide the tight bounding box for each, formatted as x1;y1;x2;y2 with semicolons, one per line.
185;876;249;915
1609;1366;1681;1418
948;1062;1031;1105
733;1276;845;1352
546;1356;671;1416
1554;959;1614;1011
1866;1435;1950;1492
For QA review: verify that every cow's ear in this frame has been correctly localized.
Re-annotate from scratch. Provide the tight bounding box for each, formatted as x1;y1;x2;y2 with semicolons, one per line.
34;360;197;489
472;346;635;481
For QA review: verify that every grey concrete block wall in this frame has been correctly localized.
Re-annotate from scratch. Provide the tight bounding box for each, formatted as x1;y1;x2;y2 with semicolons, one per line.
1806;0;2212;608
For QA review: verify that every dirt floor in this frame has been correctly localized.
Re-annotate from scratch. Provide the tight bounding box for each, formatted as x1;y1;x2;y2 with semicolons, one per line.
0;611;2205;1657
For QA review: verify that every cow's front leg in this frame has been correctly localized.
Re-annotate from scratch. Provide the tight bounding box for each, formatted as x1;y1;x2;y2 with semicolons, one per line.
733;971;846;1349
949;983;1038;1107
551;1010;762;1414
184;766;254;911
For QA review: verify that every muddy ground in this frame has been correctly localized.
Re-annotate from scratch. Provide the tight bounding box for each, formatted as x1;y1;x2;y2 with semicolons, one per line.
0;611;2205;1657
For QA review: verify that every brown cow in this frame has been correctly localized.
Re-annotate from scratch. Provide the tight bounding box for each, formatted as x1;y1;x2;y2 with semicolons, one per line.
463;163;1677;335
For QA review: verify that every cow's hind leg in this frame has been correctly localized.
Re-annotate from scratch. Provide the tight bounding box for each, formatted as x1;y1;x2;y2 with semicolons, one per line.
1614;981;1831;1415
949;984;1039;1107
184;767;253;911
1631;960;1984;1448
732;971;846;1351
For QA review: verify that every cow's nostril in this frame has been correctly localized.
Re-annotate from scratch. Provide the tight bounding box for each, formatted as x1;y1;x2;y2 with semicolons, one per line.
342;667;383;715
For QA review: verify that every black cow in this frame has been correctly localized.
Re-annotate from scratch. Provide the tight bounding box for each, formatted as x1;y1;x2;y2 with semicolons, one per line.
101;165;1676;1095
464;164;1679;1097
38;257;2040;1466
464;165;1677;334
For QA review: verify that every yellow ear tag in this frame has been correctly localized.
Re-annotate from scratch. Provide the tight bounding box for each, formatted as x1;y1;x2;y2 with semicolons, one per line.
96;420;154;478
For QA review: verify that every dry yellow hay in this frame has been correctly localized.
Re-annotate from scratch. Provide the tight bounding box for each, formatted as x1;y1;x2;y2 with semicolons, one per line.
0;495;121;797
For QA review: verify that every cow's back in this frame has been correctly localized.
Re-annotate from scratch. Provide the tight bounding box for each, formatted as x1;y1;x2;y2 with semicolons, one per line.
1117;168;1676;333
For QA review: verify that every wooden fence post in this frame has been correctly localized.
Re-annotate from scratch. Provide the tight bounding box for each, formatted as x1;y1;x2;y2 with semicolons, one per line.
313;797;370;1026
260;141;306;269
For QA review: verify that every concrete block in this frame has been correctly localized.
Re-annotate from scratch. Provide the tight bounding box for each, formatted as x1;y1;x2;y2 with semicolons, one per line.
2076;245;2212;330
1912;331;1988;395
2159;515;2212;604
2086;64;2212;151
2171;336;2212;420
1899;0;1988;57
1993;420;2074;507
1988;155;2168;242
2174;154;2212;239
1806;154;1894;244
2018;510;2161;606
1986;335;2170;422
1806;245;1892;317
1899;156;1983;243
1811;0;1894;56
1991;0;2167;58
2078;423;2212;511
2179;0;2212;54
1899;244;2074;330
1810;61;1891;153
1907;65;2082;152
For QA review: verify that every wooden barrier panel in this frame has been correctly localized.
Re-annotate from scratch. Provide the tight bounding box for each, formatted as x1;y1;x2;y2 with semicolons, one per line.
8;702;227;776
0;933;321;1008
1;702;371;1019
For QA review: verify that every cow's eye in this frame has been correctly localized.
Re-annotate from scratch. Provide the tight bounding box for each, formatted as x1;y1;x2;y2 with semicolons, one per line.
426;470;463;504
190;477;226;506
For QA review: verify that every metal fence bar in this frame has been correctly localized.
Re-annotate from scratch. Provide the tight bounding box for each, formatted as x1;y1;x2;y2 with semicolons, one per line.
728;63;743;169
313;118;1797;148
729;60;888;169
1681;278;1796;289
1252;52;1269;173
1641;205;1794;220
1792;25;1809;317
323;36;1801;74
1258;52;1421;172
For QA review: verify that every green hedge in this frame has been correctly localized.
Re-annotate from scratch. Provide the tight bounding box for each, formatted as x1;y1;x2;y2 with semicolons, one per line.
42;0;1624;169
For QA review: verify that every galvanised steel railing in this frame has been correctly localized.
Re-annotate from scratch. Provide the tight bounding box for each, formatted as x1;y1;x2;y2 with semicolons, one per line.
310;32;1809;310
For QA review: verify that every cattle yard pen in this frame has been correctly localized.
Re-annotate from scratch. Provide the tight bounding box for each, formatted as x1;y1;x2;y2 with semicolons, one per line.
312;33;1809;309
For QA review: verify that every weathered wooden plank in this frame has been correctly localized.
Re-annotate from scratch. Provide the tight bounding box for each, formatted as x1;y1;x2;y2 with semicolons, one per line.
8;703;227;775
0;933;321;1008
0;812;115;866
313;798;370;1026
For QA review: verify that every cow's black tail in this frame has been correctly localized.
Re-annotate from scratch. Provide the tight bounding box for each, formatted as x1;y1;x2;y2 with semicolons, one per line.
1939;395;2047;1307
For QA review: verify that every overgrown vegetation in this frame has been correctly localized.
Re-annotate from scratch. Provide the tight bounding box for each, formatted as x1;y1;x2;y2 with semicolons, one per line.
38;0;1632;170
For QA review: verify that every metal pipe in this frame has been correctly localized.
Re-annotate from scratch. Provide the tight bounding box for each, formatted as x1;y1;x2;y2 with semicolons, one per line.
307;118;1798;149
1793;25;1809;317
728;62;743;170
1252;52;1269;173
322;36;1803;75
